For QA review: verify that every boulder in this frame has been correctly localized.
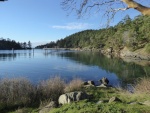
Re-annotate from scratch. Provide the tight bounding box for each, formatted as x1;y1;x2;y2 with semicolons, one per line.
83;81;88;85
108;97;122;103
100;77;109;85
58;91;88;105
83;81;95;87
87;80;95;86
96;84;107;88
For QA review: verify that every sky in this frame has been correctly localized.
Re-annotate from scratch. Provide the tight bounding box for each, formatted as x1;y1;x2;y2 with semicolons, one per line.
0;0;142;47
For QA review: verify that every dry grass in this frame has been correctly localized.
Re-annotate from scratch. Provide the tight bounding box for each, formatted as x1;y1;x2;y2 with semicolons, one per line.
0;76;84;112
134;77;150;94
37;76;65;102
0;77;35;108
64;78;83;93
119;77;150;103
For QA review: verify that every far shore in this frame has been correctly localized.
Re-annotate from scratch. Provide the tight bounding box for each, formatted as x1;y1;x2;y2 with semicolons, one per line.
42;47;150;66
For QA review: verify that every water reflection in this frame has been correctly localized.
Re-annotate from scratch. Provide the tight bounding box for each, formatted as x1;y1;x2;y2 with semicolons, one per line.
0;49;149;86
58;51;150;84
0;53;16;61
0;50;35;61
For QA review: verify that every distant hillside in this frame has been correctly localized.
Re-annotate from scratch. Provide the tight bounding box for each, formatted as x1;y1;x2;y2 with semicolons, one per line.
36;15;150;54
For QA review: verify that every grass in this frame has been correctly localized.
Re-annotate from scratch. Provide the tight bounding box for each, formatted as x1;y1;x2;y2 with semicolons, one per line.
50;87;150;113
50;77;150;113
134;77;150;94
0;77;150;113
144;43;150;53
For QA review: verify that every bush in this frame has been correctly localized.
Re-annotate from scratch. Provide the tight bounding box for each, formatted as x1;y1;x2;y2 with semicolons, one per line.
0;78;35;110
0;77;84;112
64;78;83;92
37;76;65;102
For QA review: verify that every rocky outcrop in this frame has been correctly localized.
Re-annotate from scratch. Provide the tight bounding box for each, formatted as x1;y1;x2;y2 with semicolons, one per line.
120;47;150;66
100;47;150;66
120;47;150;60
58;91;88;105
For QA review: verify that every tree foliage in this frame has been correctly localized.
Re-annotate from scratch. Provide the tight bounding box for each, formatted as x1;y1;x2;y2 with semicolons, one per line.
0;38;32;50
36;15;150;53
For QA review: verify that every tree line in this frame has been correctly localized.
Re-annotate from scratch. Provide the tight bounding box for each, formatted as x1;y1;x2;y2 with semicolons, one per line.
36;15;150;53
0;38;32;50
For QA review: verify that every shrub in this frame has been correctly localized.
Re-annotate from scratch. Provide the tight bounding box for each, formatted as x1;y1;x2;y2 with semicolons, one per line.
0;78;35;110
37;76;65;102
64;78;83;93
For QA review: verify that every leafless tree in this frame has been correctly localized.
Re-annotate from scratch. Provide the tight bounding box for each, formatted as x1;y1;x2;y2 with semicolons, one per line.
61;0;150;22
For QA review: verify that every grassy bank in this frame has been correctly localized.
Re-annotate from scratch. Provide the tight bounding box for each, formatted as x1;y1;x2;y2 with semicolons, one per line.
0;77;150;113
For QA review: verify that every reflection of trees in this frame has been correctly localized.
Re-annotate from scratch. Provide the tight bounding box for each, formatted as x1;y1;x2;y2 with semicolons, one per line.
0;50;34;61
58;51;150;84
0;54;17;61
43;50;61;56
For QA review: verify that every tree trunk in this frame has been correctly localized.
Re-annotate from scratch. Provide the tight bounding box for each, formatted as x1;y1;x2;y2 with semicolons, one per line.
122;0;150;15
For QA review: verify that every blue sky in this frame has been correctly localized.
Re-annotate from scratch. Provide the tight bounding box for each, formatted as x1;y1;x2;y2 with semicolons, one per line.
0;0;141;47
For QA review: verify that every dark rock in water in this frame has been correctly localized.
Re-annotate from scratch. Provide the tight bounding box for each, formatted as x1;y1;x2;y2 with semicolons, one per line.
100;77;109;85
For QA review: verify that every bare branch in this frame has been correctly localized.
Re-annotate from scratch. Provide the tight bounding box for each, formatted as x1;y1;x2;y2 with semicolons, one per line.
61;0;150;23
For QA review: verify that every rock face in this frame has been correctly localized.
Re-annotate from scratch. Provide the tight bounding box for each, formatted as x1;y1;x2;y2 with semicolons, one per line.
100;77;109;85
58;91;88;105
120;47;150;60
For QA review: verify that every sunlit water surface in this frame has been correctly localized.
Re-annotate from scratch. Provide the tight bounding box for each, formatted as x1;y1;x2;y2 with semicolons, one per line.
0;49;149;86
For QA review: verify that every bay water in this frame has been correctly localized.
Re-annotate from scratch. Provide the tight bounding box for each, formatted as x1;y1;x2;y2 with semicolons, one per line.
0;49;149;86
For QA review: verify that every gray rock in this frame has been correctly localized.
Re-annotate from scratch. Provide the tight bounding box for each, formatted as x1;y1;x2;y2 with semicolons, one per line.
96;84;107;88
96;100;103;104
87;80;95;86
39;101;56;113
100;77;109;85
108;97;122;103
128;102;137;105
58;91;88;105
83;81;88;85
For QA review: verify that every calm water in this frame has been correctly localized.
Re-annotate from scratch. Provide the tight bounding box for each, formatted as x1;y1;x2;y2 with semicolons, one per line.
0;49;149;86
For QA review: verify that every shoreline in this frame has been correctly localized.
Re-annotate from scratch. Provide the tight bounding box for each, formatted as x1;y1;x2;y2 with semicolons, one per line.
44;47;150;66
